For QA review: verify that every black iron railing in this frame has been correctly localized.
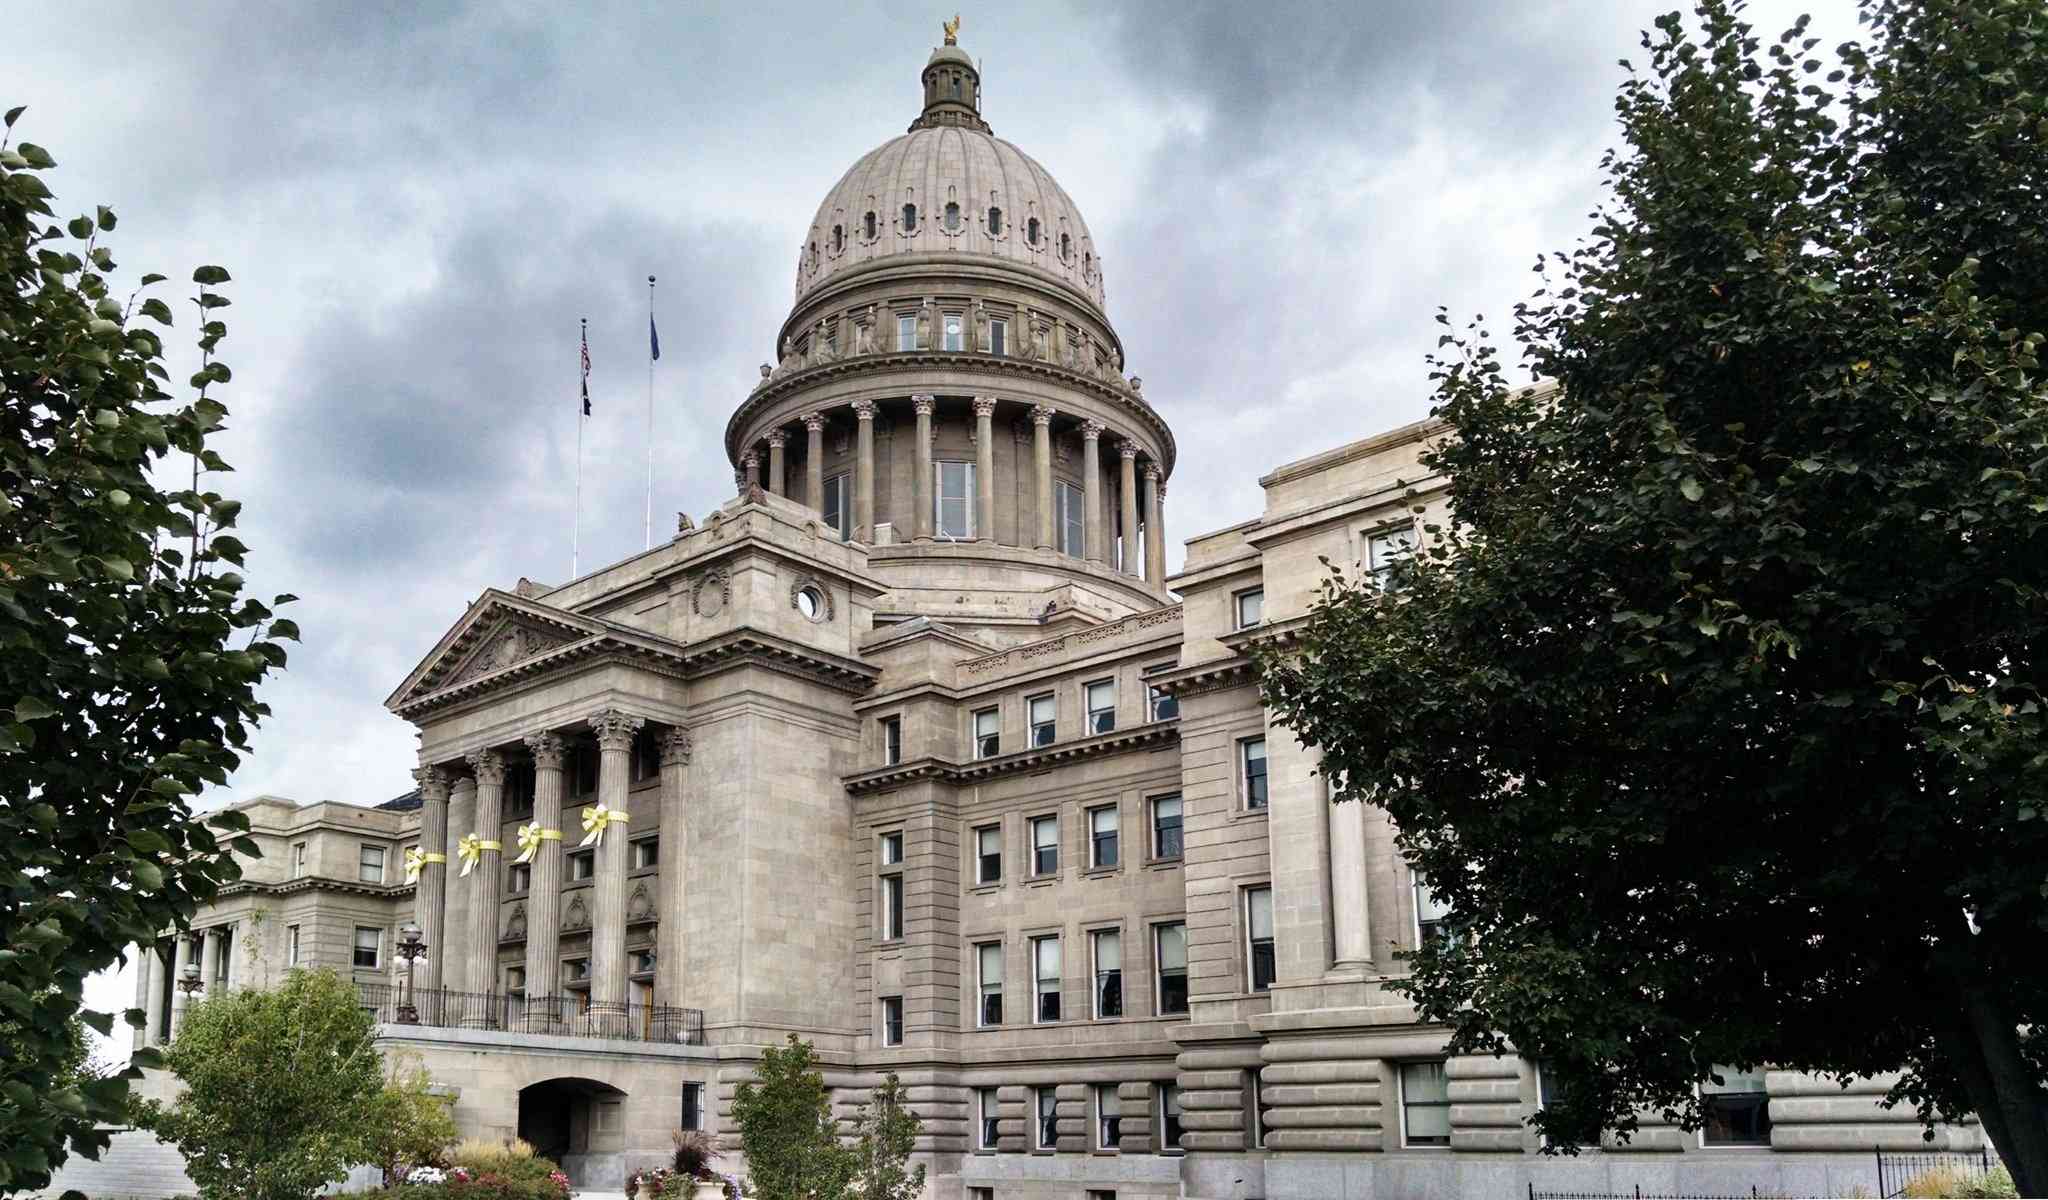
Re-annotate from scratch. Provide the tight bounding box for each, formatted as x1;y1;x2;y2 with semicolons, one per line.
357;982;704;1045
1530;1188;1764;1200
1875;1145;1998;1199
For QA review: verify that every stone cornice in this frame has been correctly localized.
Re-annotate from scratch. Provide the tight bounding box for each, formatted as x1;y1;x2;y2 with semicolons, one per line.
1152;616;1310;698
217;876;415;901
954;604;1183;686
843;719;1180;794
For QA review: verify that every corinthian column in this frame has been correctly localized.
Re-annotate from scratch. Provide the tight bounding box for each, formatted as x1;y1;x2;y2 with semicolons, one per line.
168;934;196;1038
912;394;935;541
655;727;693;1009
803;413;826;514
1031;405;1056;550
852;400;877;540
443;774;477;993
587;709;643;1029
413;766;450;992
766;431;788;498
1117;440;1140;575
973;398;997;543
1144;465;1165;586
742;451;761;491
1081;421;1104;562
465;749;506;1018
523;733;567;1012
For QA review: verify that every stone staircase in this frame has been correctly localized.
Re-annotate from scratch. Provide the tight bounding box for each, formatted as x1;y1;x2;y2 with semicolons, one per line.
31;1129;195;1200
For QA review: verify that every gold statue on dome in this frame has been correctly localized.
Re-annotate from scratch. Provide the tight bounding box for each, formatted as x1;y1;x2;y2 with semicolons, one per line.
943;14;961;45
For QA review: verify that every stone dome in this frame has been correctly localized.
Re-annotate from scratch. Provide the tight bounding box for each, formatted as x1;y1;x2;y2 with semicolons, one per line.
792;45;1106;312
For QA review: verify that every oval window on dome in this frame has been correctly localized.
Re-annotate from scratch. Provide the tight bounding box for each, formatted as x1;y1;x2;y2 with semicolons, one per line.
1027;217;1041;246
902;203;918;233
944;202;961;232
863;210;878;240
987;206;1002;236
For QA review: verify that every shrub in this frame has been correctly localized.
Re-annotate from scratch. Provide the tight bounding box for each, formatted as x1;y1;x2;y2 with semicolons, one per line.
447;1138;557;1183
672;1129;720;1181
1902;1165;2018;1199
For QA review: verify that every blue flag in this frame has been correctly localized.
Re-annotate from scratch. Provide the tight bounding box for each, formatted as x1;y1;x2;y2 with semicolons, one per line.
649;314;661;362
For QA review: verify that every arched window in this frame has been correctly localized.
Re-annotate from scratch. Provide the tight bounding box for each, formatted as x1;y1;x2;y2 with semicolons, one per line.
1059;233;1071;261
1083;251;1092;276
944;202;961;231
902;203;918;233
1027;217;1041;246
863;211;878;240
832;225;844;253
951;75;962;99
988;207;1003;236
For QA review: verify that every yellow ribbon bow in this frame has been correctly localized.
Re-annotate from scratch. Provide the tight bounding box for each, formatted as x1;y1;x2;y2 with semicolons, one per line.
456;834;502;877
579;803;627;847
402;847;446;883
513;823;562;864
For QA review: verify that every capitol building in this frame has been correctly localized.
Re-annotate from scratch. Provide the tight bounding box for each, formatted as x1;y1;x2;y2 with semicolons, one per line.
125;30;1980;1200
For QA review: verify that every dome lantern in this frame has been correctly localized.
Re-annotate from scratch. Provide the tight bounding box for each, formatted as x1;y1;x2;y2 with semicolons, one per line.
913;16;988;134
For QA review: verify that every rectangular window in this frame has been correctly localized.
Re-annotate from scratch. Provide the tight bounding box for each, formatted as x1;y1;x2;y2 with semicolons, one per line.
989;316;1007;356
509;863;531;894
881;873;905;941
358;843;386;883
881;716;902;766
973;707;1000;759
569;849;595;881
681;1083;702;1131
943;312;965;351
1030;814;1059;876
1241;737;1269;809
1246;886;1275;992
1155;922;1188;1015
1095;1083;1122;1149
1368;523;1417;589
880;831;904;866
291;842;308;879
897;314;917;351
1400;1061;1452;1147
1035;1087;1058;1150
507;965;526;997
631;730;660;783
972;1189;994;1200
1157;1083;1183;1154
571;744;599;796
1089;804;1119;868
630;949;656;976
1701;1065;1772;1146
1085;679;1116;735
632;837;659;870
881;995;904;1046
1055;480;1085;557
822;473;851;539
1032;935;1061;1023
977;1087;1000;1150
975;824;1002;884
1415;873;1453;946
1535;1061;1591;1148
1234;587;1264;629
1151;794;1183;859
352;926;381;970
1091;928;1122;1018
935;460;976;539
1028;694;1056;747
1149;682;1179;722
977;942;1004;1026
565;956;591;983
286;924;301;967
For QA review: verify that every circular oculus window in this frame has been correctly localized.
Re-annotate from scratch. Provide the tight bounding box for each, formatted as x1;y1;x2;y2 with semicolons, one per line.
795;585;827;621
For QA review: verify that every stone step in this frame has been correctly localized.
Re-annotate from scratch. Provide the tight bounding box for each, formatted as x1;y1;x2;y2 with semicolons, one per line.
31;1129;195;1200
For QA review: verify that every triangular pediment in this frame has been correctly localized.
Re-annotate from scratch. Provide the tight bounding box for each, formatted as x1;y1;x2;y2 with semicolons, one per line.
384;589;616;713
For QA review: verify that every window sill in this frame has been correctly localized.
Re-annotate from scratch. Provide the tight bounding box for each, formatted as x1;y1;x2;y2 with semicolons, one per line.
970;881;1002;894
875;938;906;949
1145;857;1183;871
1233;807;1269;822
1081;865;1120;879
1024;875;1059;888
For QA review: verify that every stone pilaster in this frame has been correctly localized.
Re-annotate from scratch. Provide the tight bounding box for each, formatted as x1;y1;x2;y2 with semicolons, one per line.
412;765;450;991
1031;404;1055;549
523;732;567;1007
655;727;693;1009
1080;420;1104;562
1144;464;1165;585
803;413;826;514
587;708;643;1028
766;430;787;498
912;394;935;541
1329;793;1373;970
443;774;477;993
852;400;877;540
742;451;761;491
973;397;996;543
1117;440;1140;575
465;750;506;1014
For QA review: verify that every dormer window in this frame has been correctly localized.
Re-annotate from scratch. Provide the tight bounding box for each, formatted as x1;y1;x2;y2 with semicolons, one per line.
988;206;1002;236
944;202;961;232
902;203;919;233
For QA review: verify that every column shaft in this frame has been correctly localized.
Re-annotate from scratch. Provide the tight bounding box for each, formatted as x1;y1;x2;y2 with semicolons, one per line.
198;928;220;992
742;452;761;491
804;415;826;514
1329;796;1374;969
443;776;477;993
466;751;505;1009
973;398;996;543
1081;422;1104;562
168;935;195;1038
524;734;567;1010
1118;443;1140;575
132;944;154;1049
853;401;876;540
1032;405;1055;550
766;433;787;498
1144;467;1165;585
413;766;450;992
588;710;643;1025
655;728;693;1009
913;395;935;540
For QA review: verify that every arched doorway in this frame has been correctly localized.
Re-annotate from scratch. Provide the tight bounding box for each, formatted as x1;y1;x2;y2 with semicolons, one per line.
517;1077;629;1187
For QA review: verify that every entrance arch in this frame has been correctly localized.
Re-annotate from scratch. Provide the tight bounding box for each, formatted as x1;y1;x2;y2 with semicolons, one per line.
517;1077;629;1186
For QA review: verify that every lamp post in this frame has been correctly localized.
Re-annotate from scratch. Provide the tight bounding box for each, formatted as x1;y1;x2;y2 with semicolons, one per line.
395;922;427;1024
175;962;204;997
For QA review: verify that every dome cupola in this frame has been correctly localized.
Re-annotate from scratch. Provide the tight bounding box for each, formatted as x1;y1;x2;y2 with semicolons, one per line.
914;17;987;133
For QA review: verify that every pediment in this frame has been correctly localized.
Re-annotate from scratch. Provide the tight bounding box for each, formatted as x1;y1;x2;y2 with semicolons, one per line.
384;589;614;713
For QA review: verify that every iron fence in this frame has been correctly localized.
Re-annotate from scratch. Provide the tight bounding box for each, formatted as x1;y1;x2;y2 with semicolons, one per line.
1876;1145;1998;1199
1530;1188;1764;1200
356;982;704;1045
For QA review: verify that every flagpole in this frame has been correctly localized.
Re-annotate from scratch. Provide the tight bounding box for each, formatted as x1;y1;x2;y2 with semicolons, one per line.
645;275;656;551
574;316;586;579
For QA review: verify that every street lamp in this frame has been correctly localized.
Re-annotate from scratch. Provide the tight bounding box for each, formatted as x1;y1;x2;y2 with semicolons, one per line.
176;962;204;997
395;922;427;1024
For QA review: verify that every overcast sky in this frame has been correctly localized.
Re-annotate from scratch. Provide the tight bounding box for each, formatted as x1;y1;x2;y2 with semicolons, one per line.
10;0;1854;1029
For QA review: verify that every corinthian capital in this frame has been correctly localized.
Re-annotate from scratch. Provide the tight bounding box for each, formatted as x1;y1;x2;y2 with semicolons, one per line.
466;749;506;785
1142;462;1160;483
1030;404;1056;427
766;430;788;449
973;397;997;420
801;411;827;433
658;726;694;767
588;709;645;752
524;731;567;770
911;394;936;417
1080;419;1105;441
412;764;451;803
851;399;878;421
1117;438;1139;460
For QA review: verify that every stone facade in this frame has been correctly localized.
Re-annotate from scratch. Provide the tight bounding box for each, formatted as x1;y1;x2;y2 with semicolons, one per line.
133;30;1978;1200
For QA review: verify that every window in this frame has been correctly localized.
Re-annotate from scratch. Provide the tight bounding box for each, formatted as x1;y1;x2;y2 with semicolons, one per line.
358;843;386;883
1241;737;1269;809
831;224;844;253
897;314;917;351
1054;480;1085;557
1027;216;1041;245
1246;886;1275;992
972;1189;994;1200
1235;587;1264;629
935;460;975;539
863;210;877;240
1157;1083;1183;1153
822;472;851;539
1028;694;1056;747
681;1083;702;1131
1095;1084;1122;1149
509;863;531;894
977;1088;999;1150
943;312;965;351
880;716;902;765
630;949;656;976
1086;679;1116;734
630;728;661;782
881;995;904;1046
1701;1065;1771;1146
505;764;535;818
974;824;1002;884
1030;815;1059;876
944;201;961;231
881;873;904;940
987;206;1002;235
352;926;381;970
286;924;301;967
901;202;918;232
1368;524;1418;590
1089;805;1119;868
1414;873;1453;946
507;965;526;997
569;743;598;796
1535;1061;1594;1148
973;708;1000;759
1035;1087;1058;1149
880;831;903;866
990;316;1007;356
977;942;1003;1026
1032;935;1061;1022
1155;921;1189;1014
1059;232;1072;260
569;849;595;881
795;584;826;621
1151;795;1183;859
632;837;659;870
1400;1061;1452;1146
1091;928;1122;1018
291;842;307;878
1149;682;1179;722
565;957;591;983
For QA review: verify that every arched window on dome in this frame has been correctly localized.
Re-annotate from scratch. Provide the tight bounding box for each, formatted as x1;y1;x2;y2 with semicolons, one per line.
902;203;919;233
951;74;962;99
1059;232;1071;261
988;206;1003;236
1027;217;1041;246
832;225;844;253
1083;250;1092;277
944;202;961;232
864;211;878;240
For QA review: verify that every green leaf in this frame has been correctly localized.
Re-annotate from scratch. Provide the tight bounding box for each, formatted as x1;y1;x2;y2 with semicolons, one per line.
1679;477;1704;502
13;696;56;722
4;105;24;128
191;265;231;285
132;861;163;892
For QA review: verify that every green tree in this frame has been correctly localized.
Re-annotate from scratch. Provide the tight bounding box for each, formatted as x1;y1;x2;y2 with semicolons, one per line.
140;970;385;1200
1257;0;2048;1191
729;1035;854;1200
364;1051;458;1185
0;106;292;1192
846;1074;923;1200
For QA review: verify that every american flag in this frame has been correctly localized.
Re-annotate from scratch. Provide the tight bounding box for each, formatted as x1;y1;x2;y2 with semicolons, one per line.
579;326;592;416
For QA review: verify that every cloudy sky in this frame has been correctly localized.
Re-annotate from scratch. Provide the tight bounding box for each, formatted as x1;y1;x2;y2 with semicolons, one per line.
12;0;1852;1026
